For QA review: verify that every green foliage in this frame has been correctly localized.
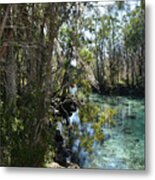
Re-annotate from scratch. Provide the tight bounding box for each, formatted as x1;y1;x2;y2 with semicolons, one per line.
98;108;117;127
80;135;94;153
79;102;100;123
77;79;92;95
123;4;144;49
79;48;94;64
12;118;24;132
0;1;144;167
79;100;116;151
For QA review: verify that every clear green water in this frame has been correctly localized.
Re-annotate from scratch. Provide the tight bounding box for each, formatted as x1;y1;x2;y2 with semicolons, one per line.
82;94;145;170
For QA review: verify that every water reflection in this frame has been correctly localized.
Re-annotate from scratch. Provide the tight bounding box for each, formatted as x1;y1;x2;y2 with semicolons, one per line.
80;95;145;170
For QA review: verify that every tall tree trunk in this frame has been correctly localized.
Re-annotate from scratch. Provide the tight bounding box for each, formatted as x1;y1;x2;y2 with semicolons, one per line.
3;6;18;166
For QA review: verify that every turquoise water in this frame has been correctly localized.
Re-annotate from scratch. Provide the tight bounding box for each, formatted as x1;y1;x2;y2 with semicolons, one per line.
81;95;145;170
